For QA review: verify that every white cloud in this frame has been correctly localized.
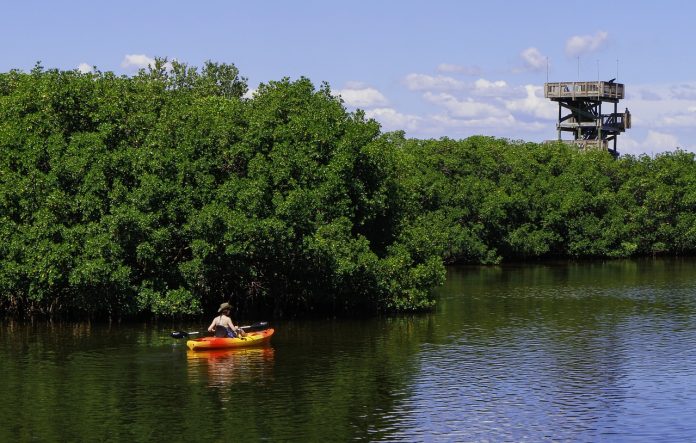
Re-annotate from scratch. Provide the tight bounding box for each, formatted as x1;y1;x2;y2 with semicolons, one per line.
615;135;646;156
565;31;609;57
403;72;516;97
424;92;508;118
644;130;679;150
658;112;696;127
404;72;516;98
473;78;509;95
436;63;482;76
77;63;93;74
520;47;546;71
242;88;256;99
403;73;467;91
625;82;696;128
505;85;557;119
627;83;692;102
429;113;547;135
670;83;696;100
620;131;682;156
639;90;662;101
432;113;516;128
121;54;156;69
335;85;388;107
365;108;422;132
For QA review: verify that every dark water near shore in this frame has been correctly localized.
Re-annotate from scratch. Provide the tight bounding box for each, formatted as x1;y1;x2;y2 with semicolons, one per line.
3;259;696;441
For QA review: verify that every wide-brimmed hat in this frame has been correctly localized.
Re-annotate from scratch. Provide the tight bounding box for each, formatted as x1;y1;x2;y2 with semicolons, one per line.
218;302;232;312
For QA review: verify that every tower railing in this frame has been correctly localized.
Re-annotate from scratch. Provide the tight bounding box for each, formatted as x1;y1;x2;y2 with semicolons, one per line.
544;81;624;100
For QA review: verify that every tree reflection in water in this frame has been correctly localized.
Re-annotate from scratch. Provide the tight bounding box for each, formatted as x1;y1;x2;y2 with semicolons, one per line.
186;347;275;398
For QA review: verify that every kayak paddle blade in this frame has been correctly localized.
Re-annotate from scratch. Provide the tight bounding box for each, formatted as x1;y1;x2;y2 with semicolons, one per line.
171;331;200;339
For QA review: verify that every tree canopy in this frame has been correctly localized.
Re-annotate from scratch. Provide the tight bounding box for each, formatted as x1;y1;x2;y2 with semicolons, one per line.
399;136;696;264
0;61;443;318
2;61;696;319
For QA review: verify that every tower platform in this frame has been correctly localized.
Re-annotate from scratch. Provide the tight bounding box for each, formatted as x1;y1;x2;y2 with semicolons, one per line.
545;81;624;102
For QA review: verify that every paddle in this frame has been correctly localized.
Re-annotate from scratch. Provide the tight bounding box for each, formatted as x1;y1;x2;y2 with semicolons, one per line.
170;331;200;339
171;321;268;339
240;321;268;331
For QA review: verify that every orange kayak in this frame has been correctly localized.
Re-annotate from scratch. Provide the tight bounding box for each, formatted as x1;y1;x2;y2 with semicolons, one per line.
186;328;275;351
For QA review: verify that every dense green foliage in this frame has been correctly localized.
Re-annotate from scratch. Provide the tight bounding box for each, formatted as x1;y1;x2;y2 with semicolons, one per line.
400;136;696;264
0;61;442;318
2;62;696;318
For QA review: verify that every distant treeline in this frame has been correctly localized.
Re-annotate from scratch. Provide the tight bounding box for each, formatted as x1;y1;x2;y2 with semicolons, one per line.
1;61;695;318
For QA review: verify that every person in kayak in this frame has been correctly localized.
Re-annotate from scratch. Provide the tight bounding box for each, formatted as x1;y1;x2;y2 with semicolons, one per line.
208;302;247;338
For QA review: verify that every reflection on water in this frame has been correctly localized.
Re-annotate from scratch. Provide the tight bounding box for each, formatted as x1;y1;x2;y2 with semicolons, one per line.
3;259;696;441
186;347;275;392
382;260;696;442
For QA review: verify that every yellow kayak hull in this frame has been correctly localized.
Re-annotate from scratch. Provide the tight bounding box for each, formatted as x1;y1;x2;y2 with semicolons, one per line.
186;328;274;351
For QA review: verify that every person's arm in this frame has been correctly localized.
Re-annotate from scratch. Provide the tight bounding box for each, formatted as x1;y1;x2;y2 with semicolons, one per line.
207;317;218;332
226;318;245;336
224;317;237;331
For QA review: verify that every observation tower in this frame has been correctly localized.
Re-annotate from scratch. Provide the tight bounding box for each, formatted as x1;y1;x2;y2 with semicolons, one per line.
544;80;631;156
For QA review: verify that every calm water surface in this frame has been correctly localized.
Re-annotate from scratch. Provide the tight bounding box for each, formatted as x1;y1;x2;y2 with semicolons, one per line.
3;259;696;441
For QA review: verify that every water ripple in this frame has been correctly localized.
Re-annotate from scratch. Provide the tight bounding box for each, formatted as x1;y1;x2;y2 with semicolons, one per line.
376;312;696;442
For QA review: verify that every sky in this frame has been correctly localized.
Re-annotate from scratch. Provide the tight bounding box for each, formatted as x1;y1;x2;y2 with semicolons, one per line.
3;0;696;156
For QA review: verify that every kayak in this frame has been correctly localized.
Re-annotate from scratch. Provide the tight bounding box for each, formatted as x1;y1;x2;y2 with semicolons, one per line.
186;328;275;351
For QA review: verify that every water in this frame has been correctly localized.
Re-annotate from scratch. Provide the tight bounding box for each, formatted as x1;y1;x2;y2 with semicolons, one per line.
3;259;696;441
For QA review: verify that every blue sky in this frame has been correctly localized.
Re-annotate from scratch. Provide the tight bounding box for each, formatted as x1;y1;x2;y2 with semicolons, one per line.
3;0;695;155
